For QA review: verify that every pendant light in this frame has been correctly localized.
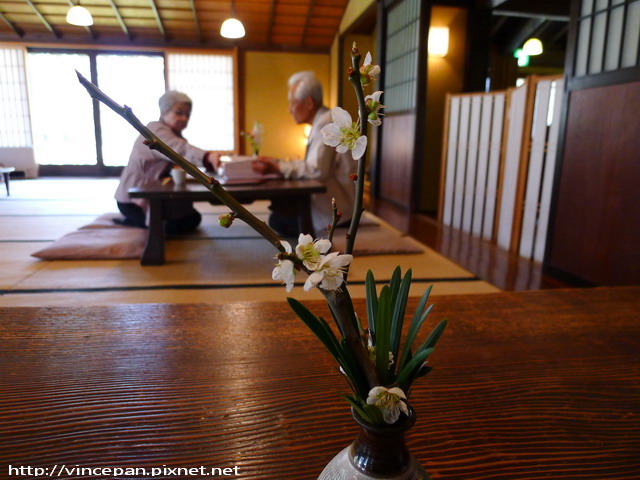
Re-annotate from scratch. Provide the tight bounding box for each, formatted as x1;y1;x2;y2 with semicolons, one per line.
522;38;543;56
66;3;94;27
220;0;245;39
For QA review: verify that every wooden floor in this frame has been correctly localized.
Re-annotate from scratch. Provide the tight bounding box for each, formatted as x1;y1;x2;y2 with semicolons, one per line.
369;198;571;291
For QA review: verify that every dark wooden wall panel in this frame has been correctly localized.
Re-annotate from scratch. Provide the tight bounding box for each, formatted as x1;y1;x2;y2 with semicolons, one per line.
379;113;416;209
547;81;640;285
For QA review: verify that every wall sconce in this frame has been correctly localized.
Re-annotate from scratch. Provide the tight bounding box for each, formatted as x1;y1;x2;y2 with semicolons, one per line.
522;38;543;56
303;124;311;146
220;0;245;39
66;4;93;26
428;27;449;57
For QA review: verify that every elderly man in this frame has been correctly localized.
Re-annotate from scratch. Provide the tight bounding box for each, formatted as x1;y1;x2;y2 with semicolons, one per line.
254;71;356;238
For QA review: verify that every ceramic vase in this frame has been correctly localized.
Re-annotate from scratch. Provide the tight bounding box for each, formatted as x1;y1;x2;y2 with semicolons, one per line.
318;407;429;479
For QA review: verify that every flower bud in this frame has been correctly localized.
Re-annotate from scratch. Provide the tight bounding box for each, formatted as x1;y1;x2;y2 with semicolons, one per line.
218;213;235;228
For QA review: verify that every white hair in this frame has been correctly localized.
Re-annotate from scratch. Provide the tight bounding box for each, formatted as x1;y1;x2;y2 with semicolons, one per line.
288;71;323;106
158;90;192;115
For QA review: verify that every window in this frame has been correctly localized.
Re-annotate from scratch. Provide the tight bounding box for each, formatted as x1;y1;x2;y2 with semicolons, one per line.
167;52;235;151
96;54;166;166
26;52;95;165
2;48;236;173
0;47;32;148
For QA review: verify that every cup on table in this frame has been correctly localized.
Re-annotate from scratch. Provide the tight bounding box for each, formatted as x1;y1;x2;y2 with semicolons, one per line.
170;167;186;186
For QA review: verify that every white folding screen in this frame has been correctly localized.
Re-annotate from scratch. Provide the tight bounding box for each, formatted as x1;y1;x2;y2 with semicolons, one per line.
496;82;528;251
519;78;564;262
440;92;505;241
440;75;564;262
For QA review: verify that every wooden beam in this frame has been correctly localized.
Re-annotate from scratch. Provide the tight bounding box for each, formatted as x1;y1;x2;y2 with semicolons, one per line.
106;0;132;40
188;0;202;43
24;0;61;38
0;11;24;37
66;0;97;39
300;0;316;47
148;0;167;41
266;0;276;45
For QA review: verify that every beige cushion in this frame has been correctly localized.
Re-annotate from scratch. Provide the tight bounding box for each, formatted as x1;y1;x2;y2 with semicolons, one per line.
32;228;146;260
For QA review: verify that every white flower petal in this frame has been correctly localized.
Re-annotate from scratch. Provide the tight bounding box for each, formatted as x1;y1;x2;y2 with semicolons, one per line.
351;135;368;160
364;51;372;66
367;91;383;102
320;124;342;147
281;241;292;253
331;107;353;127
304;271;324;291
315;239;332;254
388;387;407;400
336;144;349;154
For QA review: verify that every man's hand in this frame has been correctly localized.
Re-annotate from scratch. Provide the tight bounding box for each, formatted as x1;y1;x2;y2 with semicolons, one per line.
252;158;281;175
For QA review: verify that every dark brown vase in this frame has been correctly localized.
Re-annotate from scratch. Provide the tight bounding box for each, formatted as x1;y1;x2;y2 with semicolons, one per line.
318;406;429;479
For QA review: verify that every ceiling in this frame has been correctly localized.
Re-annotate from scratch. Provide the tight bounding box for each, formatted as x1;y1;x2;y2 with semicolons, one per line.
0;0;349;51
489;0;571;56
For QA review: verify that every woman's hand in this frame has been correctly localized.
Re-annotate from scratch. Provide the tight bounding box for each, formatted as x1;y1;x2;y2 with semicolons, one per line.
203;152;222;172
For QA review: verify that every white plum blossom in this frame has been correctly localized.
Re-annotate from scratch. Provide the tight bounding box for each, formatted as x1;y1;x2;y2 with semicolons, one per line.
321;107;367;160
303;251;353;291
359;52;381;87
295;233;332;270
366;386;409;424
272;240;296;292
365;91;385;126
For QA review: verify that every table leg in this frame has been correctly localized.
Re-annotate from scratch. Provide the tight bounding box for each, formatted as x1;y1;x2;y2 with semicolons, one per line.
141;198;165;265
3;172;9;196
296;194;315;237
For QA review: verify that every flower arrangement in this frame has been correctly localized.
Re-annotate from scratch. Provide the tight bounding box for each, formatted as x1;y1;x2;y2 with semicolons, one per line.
240;121;264;156
77;44;446;427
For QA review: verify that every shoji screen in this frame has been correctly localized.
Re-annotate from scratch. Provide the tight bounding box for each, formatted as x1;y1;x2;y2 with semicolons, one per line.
519;78;564;262
439;91;505;241
167;52;235;152
0;47;32;148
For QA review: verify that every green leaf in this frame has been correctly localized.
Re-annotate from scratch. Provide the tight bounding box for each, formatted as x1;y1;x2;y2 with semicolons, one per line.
389;268;412;374
342;395;373;423
339;339;370;399
396;347;435;390
365;270;378;334
375;286;392;383
287;298;341;360
388;266;402;308
398;285;433;371
419;319;449;351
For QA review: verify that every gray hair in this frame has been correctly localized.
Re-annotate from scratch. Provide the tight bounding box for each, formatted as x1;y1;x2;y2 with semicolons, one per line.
288;71;323;106
158;90;192;115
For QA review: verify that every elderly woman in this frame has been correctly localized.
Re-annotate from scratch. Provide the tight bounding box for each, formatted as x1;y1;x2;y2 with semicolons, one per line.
114;90;220;233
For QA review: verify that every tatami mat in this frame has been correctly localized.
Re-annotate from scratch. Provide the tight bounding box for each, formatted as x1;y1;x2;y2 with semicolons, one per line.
1;178;499;306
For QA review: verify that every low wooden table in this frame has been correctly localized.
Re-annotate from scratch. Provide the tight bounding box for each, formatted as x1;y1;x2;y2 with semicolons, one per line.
1;287;639;479
128;178;326;265
0;166;15;196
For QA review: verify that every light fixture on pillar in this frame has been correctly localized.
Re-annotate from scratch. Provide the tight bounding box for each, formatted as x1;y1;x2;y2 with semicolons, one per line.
66;3;93;26
428;27;449;57
522;38;543;56
220;0;245;39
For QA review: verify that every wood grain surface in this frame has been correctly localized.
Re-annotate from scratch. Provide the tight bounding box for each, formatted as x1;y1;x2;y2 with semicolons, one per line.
1;287;639;479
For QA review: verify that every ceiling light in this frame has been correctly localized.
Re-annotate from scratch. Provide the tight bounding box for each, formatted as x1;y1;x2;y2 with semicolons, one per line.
220;18;245;39
522;38;543;56
220;0;245;39
66;5;93;27
428;27;449;57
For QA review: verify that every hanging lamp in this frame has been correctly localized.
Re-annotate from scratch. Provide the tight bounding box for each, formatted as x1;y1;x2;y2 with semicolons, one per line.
220;0;245;39
66;3;94;26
